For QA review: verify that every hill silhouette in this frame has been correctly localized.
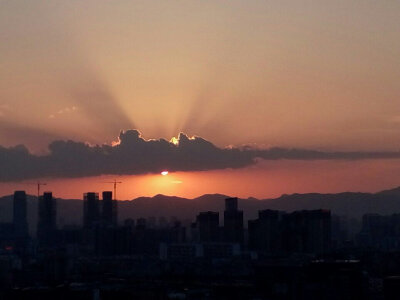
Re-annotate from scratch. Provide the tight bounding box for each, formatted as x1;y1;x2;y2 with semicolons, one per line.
1;187;400;235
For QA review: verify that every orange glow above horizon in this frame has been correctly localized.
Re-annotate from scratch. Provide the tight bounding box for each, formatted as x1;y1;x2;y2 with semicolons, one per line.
1;159;399;200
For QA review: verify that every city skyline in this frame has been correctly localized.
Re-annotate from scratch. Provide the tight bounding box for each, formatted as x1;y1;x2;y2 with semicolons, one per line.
2;181;400;298
2;2;400;298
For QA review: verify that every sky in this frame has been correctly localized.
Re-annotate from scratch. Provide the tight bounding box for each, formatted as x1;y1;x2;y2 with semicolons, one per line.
0;1;399;199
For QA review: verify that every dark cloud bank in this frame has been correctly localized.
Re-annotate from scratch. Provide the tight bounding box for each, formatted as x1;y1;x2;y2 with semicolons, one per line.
1;129;400;181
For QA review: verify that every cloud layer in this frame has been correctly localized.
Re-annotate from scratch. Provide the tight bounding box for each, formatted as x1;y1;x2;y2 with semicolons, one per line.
1;129;400;181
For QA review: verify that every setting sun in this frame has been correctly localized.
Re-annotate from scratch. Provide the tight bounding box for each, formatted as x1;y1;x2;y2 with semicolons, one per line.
161;171;169;176
170;137;179;145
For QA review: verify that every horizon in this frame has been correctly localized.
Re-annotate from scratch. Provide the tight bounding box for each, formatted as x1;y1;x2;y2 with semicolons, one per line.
1;2;400;296
1;182;399;201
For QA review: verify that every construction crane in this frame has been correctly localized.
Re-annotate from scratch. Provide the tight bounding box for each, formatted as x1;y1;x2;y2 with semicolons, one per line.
102;179;122;200
26;182;47;199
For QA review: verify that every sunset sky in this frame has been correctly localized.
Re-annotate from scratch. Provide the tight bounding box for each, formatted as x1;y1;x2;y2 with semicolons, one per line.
1;1;399;199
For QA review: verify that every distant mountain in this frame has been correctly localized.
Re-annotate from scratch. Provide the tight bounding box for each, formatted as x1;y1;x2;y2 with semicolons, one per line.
377;186;400;196
1;187;400;235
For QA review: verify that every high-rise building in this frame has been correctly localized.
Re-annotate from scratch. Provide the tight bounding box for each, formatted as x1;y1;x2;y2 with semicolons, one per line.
102;191;117;226
249;209;331;254
13;191;28;238
196;211;219;242
248;209;283;252
358;213;400;250
225;197;238;212
224;197;244;244
83;192;100;228
282;209;331;254
248;219;260;250
259;209;283;252
306;209;331;254
37;192;57;247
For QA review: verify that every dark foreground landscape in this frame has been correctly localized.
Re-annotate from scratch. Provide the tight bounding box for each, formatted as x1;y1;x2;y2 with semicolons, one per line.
1;188;400;299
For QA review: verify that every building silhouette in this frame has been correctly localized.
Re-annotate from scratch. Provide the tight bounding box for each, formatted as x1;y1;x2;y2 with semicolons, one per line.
223;197;244;244
83;192;100;228
249;209;283;253
13;191;28;238
358;213;400;251
282;209;331;254
249;209;331;254
196;211;219;242
225;197;238;211
3;190;384;299
37;192;57;247
102;191;117;226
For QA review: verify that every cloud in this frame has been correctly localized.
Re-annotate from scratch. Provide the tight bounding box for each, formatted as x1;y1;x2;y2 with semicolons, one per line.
0;129;400;181
0;120;62;153
57;105;78;115
48;106;78;119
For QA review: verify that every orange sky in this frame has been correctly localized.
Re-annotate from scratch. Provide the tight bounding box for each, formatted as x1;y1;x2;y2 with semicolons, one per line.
1;159;399;200
0;1;400;198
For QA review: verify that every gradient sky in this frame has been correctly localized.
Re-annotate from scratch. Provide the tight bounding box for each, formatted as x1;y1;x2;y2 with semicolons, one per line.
0;1;399;199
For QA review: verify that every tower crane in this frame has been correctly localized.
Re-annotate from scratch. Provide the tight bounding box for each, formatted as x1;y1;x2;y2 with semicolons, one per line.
101;179;122;200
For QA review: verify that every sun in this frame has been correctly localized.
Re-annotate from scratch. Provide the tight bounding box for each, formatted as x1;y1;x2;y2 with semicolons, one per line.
170;137;179;145
161;171;169;176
